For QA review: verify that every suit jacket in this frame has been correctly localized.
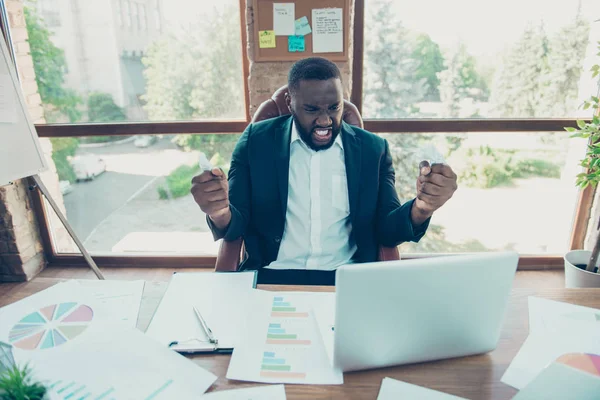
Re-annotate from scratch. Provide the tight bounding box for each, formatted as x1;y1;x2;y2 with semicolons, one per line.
208;115;430;271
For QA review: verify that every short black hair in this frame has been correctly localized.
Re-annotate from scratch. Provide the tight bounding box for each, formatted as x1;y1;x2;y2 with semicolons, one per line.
288;57;342;95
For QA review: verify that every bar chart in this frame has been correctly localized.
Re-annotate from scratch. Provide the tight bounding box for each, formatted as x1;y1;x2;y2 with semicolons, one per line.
270;296;309;318
48;378;175;400
266;322;312;345
260;351;307;380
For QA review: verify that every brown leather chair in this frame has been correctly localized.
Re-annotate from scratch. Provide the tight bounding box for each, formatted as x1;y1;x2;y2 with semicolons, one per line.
214;85;400;271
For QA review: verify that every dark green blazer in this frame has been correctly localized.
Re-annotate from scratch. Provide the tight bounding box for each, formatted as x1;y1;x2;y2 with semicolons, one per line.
208;115;429;271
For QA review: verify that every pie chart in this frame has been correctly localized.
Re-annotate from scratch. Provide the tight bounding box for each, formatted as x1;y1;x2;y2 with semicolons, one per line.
8;302;93;350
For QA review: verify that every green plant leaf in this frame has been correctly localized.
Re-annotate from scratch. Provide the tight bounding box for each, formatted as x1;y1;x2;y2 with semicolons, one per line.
578;120;587;129
565;127;577;132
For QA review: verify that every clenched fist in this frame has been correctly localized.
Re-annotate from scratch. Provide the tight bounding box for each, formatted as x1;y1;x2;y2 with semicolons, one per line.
191;168;231;229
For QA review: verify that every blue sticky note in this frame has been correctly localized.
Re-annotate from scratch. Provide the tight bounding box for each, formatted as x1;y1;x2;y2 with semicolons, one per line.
288;36;305;52
295;16;311;36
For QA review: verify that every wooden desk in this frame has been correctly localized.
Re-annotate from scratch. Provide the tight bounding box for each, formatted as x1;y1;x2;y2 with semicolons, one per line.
1;272;599;400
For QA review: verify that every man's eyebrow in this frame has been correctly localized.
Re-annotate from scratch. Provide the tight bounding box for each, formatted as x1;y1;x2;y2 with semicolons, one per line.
302;104;320;108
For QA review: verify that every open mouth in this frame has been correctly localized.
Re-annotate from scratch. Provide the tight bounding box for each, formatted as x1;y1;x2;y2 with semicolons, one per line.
312;127;333;145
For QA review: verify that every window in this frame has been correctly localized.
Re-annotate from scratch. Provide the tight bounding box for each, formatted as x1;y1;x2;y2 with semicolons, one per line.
154;1;161;32
363;0;599;119
132;2;139;31
376;131;583;254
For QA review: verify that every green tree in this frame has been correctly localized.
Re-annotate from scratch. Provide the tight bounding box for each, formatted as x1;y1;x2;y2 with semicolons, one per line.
438;43;488;117
411;33;445;101
142;4;244;158
541;13;590;116
24;6;81;123
490;23;550;117
363;0;427;119
87;92;127;122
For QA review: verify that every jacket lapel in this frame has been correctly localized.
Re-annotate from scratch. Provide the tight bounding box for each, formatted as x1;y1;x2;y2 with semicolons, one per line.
275;117;293;220
341;122;362;226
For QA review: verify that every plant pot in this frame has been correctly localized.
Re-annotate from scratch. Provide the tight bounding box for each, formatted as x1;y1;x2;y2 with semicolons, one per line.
564;250;600;288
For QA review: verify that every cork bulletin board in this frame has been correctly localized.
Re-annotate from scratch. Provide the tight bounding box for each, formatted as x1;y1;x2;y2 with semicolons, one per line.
252;0;351;62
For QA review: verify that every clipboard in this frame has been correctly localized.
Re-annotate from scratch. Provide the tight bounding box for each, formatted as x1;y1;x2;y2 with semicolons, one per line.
145;270;258;355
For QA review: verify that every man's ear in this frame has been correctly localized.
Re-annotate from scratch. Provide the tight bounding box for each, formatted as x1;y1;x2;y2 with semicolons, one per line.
285;91;292;113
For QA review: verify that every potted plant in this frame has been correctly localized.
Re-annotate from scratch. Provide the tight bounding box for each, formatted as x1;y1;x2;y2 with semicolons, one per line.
0;343;47;400
564;40;600;288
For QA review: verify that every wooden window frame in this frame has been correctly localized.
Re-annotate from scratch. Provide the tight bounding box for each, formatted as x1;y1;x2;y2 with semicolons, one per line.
3;0;594;270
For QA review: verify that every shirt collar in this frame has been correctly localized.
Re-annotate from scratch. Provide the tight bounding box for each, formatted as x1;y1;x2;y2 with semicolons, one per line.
291;121;343;150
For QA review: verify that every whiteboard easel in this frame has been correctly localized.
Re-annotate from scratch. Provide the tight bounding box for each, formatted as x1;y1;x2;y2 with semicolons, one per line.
0;16;104;279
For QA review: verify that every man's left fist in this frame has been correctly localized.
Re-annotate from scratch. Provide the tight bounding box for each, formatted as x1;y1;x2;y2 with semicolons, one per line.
415;160;458;215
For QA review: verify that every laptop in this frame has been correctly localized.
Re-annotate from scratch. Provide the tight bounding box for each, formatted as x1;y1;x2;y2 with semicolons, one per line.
332;251;519;372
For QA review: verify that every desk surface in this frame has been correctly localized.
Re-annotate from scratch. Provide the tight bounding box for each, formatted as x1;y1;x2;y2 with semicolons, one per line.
1;270;599;400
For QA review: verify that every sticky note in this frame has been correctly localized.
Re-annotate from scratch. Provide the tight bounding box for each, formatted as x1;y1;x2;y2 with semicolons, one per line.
259;30;276;48
288;36;305;52
295;16;311;36
273;3;295;36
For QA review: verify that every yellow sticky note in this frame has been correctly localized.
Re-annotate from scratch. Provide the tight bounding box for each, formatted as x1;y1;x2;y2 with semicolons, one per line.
259;30;276;48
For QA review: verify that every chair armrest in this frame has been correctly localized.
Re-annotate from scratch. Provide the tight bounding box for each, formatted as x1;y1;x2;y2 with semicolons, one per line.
215;238;243;272
378;245;400;262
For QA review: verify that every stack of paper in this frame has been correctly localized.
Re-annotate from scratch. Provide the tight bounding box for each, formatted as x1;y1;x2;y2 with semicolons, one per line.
501;297;600;389
226;290;342;385
145;271;257;352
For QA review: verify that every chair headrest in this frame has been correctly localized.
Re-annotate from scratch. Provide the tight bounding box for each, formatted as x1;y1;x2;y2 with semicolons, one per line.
252;84;364;129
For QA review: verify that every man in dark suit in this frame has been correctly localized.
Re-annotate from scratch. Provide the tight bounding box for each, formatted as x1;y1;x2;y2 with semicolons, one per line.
191;57;457;285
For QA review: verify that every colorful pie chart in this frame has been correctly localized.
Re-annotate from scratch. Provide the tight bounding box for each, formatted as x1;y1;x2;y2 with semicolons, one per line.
8;302;93;350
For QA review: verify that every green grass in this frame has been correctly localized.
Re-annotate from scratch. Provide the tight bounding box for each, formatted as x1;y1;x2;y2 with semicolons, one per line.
158;164;200;200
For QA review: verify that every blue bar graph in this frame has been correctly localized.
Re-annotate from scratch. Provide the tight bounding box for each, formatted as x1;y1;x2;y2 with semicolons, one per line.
268;328;286;334
264;351;276;357
94;387;115;400
65;385;86;399
57;382;76;394
262;357;286;365
273;302;291;307
145;379;174;400
268;323;281;328
77;393;91;400
273;297;284;302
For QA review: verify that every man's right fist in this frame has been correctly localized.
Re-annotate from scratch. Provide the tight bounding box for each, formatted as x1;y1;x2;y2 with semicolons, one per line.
191;168;231;228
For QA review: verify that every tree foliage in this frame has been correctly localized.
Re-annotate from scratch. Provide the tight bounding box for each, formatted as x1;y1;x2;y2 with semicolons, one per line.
24;6;81;123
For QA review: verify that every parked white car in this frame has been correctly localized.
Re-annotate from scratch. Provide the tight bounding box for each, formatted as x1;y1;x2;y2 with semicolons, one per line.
59;180;73;195
134;135;157;148
71;155;107;181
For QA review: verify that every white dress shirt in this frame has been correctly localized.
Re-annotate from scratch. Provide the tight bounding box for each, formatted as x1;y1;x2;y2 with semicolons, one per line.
266;122;357;271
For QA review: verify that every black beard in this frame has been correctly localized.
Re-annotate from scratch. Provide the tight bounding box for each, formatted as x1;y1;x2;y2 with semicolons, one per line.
292;114;341;152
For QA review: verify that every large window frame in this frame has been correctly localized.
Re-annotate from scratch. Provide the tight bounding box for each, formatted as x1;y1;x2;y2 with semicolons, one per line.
1;0;593;270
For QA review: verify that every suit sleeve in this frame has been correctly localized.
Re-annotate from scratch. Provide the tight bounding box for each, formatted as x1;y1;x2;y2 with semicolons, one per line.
375;139;430;247
206;124;252;241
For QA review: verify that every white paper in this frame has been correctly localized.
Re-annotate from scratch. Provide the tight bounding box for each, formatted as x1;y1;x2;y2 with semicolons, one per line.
202;385;286;399
145;272;256;352
21;328;216;399
57;279;145;327
312;8;343;53
528;296;600;333
0;280;137;359
273;3;295;36
227;290;342;385
377;377;467;400
0;74;17;124
501;331;600;389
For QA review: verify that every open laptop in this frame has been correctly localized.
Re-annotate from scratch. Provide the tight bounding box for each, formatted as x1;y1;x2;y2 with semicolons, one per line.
332;251;519;372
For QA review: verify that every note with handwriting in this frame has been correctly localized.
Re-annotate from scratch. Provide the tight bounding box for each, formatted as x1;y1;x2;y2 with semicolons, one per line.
377;378;467;400
312;8;343;53
0;74;17;124
288;36;305;52
202;384;286;399
273;3;295;36
295;16;311;36
259;31;276;49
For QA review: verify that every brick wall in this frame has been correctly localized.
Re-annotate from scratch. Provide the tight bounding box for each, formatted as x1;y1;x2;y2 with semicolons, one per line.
244;0;355;117
0;0;73;281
